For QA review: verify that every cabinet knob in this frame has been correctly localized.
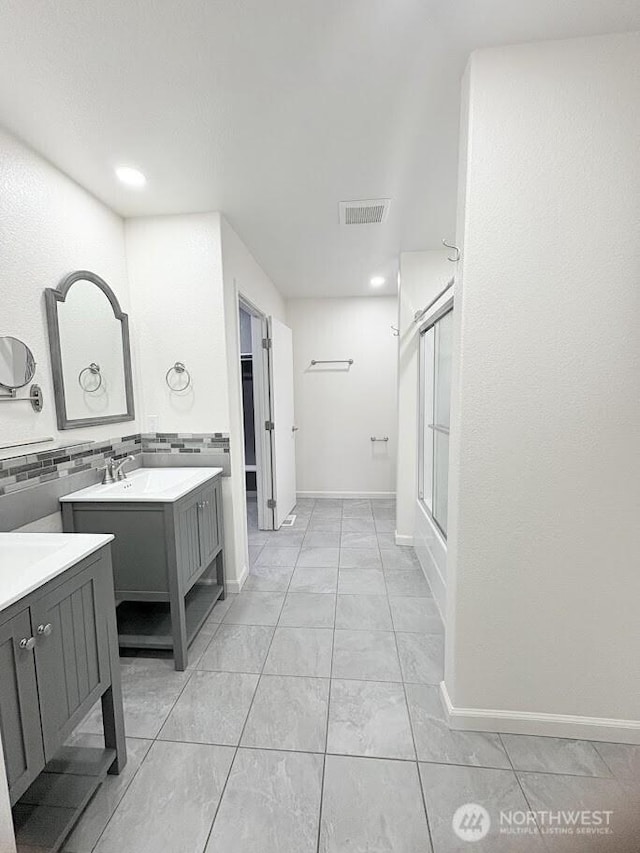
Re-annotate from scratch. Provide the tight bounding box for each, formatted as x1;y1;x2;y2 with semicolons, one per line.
19;637;36;651
37;623;53;637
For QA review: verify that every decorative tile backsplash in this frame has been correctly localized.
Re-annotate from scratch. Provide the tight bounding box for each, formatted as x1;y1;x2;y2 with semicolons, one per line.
0;432;230;497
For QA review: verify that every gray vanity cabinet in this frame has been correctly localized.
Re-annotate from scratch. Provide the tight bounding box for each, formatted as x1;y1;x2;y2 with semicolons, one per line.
0;609;45;802
64;472;226;671
0;546;126;814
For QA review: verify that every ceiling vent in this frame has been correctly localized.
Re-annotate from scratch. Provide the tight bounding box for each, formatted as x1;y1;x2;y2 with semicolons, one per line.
339;198;390;226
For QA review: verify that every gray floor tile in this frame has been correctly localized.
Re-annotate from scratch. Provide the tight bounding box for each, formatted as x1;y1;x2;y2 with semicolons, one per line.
517;771;636;852
241;675;329;752
279;592;336;628
376;532;396;548
340;531;379;549
186;623;220;669
372;505;395;520
289;566;338;593
374;518;395;533
255;546;300;567
389;597;444;633
421;762;546;852
320;754;432;853
338;569;386;595
297;546;340;567
396;633;444;684
339;548;382;569
244;565;294;591
384;570;432;597
294;498;316;511
335;594;393;631
158;670;258;745
594;741;640;782
205;748;323;853
307;517;342;532
206;594;237;623
93;741;234;853
406;684;511;768
197;624;274;673
263;530;306;547
380;547;420;570
501;733;612;777
223;592;285;626
62;736;152;853
341;499;373;517
342;518;375;533
303;530;341;547
311;507;343;520
332;630;402;681
78;658;191;739
327;679;415;760
264;627;333;677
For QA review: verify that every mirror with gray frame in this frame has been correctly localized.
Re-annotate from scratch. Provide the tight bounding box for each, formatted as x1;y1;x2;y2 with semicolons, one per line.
45;270;135;429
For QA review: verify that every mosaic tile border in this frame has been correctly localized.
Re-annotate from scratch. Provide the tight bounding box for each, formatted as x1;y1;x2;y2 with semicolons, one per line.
0;432;230;497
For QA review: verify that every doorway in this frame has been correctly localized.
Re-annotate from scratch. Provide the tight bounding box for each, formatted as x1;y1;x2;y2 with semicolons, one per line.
238;298;297;533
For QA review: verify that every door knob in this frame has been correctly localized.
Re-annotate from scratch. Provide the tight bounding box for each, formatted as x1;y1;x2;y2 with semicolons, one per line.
37;623;53;637
19;637;36;651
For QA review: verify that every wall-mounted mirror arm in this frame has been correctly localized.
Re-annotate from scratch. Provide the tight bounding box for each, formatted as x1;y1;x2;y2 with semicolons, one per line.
0;385;44;412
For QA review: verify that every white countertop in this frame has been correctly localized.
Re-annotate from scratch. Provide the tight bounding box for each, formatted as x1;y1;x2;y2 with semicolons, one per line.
0;532;114;613
60;466;223;503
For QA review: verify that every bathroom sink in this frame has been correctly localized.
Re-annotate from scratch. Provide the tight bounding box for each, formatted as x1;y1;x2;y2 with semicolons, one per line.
0;532;114;611
60;466;223;503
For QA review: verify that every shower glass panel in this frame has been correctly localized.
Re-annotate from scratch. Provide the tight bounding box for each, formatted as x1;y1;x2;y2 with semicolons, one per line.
419;306;453;538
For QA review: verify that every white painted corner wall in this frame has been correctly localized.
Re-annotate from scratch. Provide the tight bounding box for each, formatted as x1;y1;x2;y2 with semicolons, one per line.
445;31;640;743
220;216;286;590
286;296;398;498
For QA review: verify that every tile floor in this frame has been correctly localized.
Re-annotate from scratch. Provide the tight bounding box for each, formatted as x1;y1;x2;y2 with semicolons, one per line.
62;498;640;853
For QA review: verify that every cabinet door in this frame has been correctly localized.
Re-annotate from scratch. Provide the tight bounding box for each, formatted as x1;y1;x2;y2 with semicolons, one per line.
0;609;45;803
199;481;221;568
32;559;111;760
176;489;203;588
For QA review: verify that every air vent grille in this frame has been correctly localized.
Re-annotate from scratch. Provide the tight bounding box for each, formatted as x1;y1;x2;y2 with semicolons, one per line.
339;199;390;226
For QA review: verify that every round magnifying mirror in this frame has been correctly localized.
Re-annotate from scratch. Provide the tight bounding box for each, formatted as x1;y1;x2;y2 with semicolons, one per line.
0;336;37;389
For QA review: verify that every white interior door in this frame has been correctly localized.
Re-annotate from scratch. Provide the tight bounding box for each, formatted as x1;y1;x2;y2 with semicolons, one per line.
268;316;297;528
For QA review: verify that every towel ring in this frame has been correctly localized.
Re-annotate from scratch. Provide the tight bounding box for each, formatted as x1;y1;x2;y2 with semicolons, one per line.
166;361;191;391
78;363;102;392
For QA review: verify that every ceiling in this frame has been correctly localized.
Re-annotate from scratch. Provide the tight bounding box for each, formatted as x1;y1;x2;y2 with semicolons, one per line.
0;1;638;298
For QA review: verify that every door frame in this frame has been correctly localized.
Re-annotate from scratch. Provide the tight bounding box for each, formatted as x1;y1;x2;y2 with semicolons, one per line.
238;295;275;530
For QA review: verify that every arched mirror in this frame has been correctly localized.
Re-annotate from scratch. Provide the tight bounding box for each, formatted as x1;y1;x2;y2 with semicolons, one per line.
45;271;135;429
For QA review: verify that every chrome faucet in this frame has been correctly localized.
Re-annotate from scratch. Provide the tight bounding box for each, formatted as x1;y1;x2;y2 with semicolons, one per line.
113;455;135;481
101;458;116;484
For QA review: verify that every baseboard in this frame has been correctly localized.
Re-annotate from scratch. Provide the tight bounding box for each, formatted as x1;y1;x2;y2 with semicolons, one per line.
440;682;640;745
395;532;414;546
227;564;249;594
297;491;396;500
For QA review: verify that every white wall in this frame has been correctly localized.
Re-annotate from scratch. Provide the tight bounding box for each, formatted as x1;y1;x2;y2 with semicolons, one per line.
287;297;397;498
0;127;139;447
125;213;228;434
220;216;286;588
445;32;640;742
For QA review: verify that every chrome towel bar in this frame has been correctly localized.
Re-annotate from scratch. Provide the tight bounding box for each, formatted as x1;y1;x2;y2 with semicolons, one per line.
310;359;354;366
370;436;389;442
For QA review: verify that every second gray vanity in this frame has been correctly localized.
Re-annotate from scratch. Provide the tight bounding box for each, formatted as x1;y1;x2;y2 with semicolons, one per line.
61;467;225;671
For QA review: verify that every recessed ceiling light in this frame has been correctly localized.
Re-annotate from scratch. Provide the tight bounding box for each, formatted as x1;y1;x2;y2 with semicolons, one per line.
370;276;385;287
115;166;146;188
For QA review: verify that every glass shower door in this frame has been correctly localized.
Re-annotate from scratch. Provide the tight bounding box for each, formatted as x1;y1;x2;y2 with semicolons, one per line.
419;307;453;537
